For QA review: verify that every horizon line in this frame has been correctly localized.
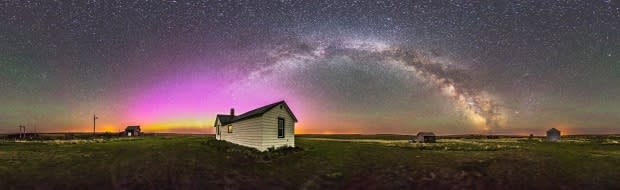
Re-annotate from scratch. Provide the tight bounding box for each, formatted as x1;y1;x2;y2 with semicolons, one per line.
1;132;619;136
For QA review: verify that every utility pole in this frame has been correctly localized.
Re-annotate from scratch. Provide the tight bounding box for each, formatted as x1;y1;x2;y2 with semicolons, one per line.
18;125;26;139
93;114;99;137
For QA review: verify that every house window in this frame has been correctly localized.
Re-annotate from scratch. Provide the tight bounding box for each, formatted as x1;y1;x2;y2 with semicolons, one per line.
216;126;220;135
278;118;285;138
227;125;233;133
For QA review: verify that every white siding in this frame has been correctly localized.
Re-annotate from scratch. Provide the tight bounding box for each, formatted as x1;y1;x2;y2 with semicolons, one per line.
213;102;296;151
259;103;295;151
218;117;264;149
215;119;222;140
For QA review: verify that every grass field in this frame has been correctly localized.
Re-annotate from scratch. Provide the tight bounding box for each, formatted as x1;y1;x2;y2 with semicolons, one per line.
1;135;619;189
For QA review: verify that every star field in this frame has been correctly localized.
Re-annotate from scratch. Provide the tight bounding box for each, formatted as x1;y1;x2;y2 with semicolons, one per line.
1;0;619;134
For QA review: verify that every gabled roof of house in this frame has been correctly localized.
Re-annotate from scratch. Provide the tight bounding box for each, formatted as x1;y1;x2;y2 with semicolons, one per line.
126;125;141;130
215;114;234;125
416;132;435;136
214;101;298;127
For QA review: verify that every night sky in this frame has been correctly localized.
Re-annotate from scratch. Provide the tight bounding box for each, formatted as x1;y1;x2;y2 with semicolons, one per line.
1;1;619;135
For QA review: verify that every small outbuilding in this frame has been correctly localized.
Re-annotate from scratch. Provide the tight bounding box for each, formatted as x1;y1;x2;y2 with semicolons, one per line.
416;132;436;143
546;128;561;142
125;126;141;137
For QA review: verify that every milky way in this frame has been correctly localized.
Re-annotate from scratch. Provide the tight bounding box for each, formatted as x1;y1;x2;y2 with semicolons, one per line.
236;38;507;131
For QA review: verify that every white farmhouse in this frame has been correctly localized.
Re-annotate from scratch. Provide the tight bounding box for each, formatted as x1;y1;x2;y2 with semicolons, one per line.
213;101;298;151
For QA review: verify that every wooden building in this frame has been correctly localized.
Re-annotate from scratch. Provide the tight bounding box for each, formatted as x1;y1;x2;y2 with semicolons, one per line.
416;132;436;143
546;128;561;142
125;126;141;137
214;101;297;151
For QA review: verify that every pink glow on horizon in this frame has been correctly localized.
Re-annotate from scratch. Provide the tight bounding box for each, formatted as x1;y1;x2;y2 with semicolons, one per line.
119;65;318;131
124;75;230;123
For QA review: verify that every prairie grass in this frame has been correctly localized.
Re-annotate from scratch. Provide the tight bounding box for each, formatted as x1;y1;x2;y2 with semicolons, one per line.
0;135;619;189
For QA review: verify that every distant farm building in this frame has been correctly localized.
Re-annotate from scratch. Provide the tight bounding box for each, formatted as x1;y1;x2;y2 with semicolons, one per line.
214;101;298;151
416;132;436;143
546;128;561;142
125;126;141;136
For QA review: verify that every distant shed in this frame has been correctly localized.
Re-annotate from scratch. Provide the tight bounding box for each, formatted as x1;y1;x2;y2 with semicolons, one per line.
416;132;436;143
546;128;561;142
125;126;141;137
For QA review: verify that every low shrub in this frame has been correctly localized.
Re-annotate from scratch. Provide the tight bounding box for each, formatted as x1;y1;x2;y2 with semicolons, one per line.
204;139;304;164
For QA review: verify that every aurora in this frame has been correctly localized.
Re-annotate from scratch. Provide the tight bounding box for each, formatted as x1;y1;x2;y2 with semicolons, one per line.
1;1;619;135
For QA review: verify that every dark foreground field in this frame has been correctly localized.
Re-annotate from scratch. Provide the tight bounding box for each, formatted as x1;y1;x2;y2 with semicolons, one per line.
1;135;619;189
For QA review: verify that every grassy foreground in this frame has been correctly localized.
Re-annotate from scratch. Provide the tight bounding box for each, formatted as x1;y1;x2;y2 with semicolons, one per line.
1;135;619;189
